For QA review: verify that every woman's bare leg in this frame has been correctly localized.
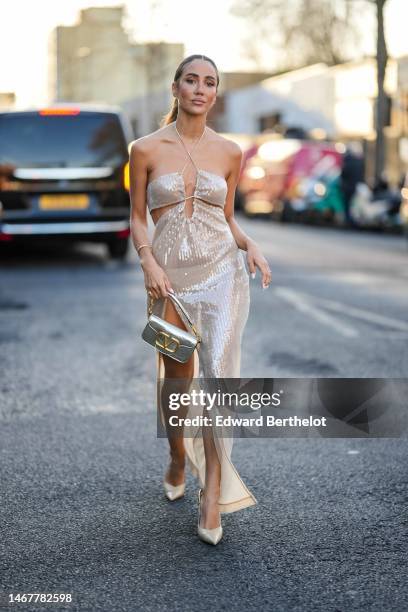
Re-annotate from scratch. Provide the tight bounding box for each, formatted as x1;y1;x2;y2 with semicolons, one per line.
161;298;194;486
200;423;222;529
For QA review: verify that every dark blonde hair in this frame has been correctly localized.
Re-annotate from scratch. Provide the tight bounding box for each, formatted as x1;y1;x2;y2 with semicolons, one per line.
160;54;220;127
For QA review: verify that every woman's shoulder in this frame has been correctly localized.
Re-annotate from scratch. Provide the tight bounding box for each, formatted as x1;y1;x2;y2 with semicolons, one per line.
130;124;241;162
130;124;172;154
208;128;242;159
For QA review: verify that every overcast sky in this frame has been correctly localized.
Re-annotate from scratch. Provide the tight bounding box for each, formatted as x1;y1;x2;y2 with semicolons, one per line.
1;0;407;107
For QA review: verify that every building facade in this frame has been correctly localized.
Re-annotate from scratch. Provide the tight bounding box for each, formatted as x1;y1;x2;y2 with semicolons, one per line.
48;6;184;135
224;58;398;140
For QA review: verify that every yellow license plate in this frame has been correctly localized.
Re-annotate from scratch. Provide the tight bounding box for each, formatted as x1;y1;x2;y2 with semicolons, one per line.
39;194;90;210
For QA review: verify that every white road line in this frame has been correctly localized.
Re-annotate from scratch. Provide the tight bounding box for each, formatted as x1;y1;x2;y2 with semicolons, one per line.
275;287;359;337
276;286;408;333
369;331;408;338
296;289;408;331
332;271;408;286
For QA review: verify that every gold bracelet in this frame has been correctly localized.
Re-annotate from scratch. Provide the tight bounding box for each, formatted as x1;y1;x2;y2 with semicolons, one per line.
136;243;152;255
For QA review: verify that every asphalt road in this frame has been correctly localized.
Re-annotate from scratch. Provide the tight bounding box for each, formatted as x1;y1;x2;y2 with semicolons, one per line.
0;216;407;612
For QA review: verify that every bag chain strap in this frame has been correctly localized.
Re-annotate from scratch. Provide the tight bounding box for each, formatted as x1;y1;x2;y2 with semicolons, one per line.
148;292;202;343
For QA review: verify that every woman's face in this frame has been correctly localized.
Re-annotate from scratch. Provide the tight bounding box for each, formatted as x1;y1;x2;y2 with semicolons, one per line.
173;59;218;116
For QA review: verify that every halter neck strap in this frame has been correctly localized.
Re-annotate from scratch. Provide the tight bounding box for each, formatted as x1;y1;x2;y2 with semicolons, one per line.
174;122;206;176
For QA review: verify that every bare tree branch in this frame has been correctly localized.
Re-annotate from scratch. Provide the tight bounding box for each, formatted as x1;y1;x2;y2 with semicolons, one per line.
231;0;361;69
231;0;390;183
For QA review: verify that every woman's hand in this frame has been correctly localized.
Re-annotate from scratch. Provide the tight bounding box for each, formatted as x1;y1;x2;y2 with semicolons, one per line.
246;240;272;289
142;258;173;300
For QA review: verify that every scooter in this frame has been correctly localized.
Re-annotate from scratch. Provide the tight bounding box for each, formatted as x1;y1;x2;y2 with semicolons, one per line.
350;183;402;231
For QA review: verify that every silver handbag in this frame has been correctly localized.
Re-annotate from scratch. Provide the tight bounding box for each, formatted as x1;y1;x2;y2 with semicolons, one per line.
142;291;202;363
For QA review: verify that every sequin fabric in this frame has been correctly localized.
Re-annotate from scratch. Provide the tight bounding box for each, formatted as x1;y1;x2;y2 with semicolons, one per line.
146;136;257;514
147;169;228;212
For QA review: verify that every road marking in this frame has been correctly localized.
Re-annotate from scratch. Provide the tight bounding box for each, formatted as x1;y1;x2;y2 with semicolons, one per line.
305;291;408;331
368;331;408;338
275;286;408;334
332;269;408;286
275;287;359;337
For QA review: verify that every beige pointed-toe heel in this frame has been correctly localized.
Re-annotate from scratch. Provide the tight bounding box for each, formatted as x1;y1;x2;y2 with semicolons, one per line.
163;480;185;501
197;489;223;545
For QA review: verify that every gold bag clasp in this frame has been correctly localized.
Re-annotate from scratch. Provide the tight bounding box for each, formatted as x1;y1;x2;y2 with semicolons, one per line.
155;331;180;353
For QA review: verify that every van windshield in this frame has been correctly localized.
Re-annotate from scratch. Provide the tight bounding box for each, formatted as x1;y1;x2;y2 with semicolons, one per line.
0;112;128;168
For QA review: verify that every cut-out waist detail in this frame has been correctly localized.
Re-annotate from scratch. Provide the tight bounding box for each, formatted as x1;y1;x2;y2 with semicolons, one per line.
149;193;224;211
146;169;228;212
150;197;226;227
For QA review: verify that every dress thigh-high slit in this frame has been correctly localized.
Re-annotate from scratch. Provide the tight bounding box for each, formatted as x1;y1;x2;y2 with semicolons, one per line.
147;196;257;514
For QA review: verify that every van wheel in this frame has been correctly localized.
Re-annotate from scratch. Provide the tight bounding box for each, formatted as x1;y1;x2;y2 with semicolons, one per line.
107;237;129;260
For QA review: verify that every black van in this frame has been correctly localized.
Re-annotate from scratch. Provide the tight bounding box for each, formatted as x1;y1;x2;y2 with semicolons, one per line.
0;104;133;259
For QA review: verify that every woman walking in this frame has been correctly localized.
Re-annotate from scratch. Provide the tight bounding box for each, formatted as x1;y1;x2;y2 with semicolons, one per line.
129;54;271;545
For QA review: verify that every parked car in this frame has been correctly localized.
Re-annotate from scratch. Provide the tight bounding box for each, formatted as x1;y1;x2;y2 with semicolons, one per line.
0;104;133;259
238;135;295;218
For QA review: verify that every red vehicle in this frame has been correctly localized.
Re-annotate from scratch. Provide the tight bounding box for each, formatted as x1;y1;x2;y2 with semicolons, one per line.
238;135;344;219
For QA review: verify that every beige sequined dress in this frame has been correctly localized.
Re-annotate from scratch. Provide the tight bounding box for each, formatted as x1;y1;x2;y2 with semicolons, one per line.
146;127;257;514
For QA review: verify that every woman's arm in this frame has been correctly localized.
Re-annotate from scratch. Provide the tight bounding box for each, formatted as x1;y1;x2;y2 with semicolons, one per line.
224;143;272;289
128;140;173;298
129;140;151;258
